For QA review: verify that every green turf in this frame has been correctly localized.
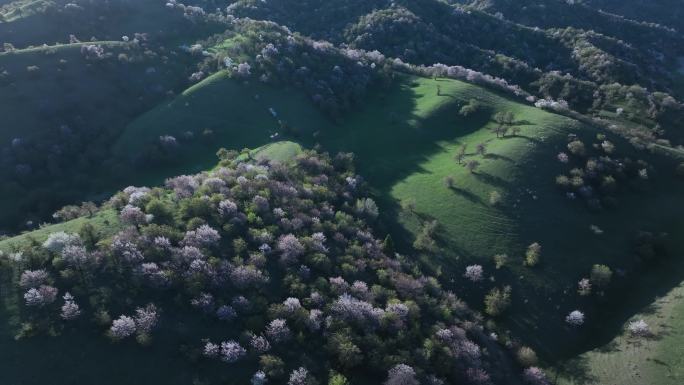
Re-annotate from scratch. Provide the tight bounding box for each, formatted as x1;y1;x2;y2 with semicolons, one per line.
113;70;329;185
250;141;303;163
311;77;684;358
0;209;121;252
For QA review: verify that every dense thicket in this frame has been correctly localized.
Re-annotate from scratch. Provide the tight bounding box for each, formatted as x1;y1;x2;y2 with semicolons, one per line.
0;149;524;384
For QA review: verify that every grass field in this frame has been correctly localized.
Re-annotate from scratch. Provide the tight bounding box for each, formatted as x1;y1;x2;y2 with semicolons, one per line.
0;209;121;252
112;70;333;186
311;77;684;360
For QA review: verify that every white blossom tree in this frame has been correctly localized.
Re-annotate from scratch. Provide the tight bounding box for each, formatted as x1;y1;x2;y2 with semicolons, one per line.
565;310;585;326
385;364;419;385
60;292;81;320
110;315;137;340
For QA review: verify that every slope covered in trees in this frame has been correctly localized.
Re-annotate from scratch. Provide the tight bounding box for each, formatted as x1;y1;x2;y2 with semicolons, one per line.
0;143;524;385
32;66;684;381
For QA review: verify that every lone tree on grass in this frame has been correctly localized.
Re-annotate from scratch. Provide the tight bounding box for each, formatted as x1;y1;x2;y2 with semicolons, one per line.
401;198;416;214
454;144;468;164
466;160;480;173
493;111;515;138
485;286;512;316
524;242;542;267
459;99;481;117
494;111;514;126
493;254;508;269
476;143;487;156
413;220;439;252
492;124;508;138
489;191;502;206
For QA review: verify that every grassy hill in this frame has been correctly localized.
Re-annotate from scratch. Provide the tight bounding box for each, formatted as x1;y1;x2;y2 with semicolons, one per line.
113;71;684;367
3;2;684;383
8;67;684;383
0;209;121;252
307;77;684;361
112;71;329;183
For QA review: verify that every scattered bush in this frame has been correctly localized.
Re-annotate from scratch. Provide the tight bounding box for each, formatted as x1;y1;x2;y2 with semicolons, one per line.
590;264;613;288
484;286;512;317
524;243;541;267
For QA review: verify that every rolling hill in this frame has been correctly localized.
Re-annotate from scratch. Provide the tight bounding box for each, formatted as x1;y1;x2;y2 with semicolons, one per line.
3;67;684;383
110;71;684;366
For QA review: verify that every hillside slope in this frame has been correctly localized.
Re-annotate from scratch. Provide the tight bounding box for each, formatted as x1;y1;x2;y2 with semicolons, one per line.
0;142;522;385
6;69;684;383
0;40;193;229
552;259;684;385
113;72;684;364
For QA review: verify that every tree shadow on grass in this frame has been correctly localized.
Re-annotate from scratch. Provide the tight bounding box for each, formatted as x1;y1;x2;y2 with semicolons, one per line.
512;119;533;126
553;356;600;385
596;339;621;353
648;357;673;371
473;171;511;188
447;185;486;205
320;76;493;195
484;152;515;163
512;134;544;145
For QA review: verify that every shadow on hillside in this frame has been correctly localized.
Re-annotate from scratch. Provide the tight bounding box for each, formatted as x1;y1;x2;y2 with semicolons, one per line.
552;356;599;385
323;78;684;385
320;77;492;194
473;171;510;188
448;185;486;205
514;134;544;145
483;152;515;163
513;119;533;126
